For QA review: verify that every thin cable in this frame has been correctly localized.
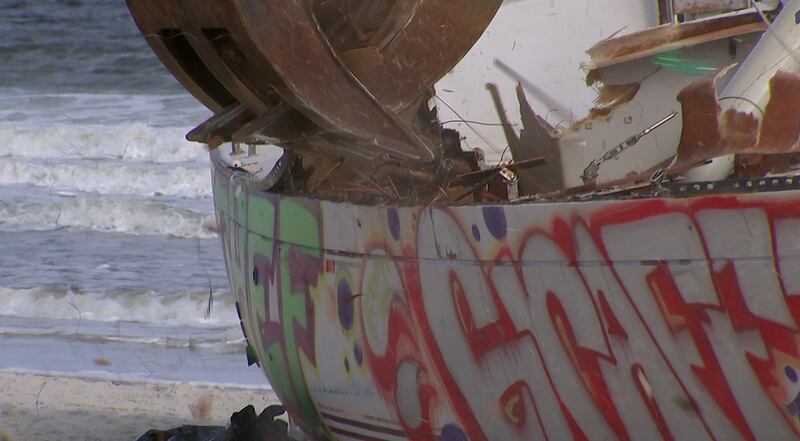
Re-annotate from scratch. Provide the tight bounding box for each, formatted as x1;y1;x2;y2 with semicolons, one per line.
434;94;505;156
439;119;514;127
718;96;766;117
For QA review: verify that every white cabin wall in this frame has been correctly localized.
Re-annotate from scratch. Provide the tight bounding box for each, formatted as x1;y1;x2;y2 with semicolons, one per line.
434;0;659;162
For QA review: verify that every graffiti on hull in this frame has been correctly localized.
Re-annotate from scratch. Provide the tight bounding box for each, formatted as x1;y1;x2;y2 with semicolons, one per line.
215;168;800;440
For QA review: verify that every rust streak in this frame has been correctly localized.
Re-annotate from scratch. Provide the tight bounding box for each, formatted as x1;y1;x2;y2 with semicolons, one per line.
720;107;758;151
676;78;722;157
756;71;800;151
672;70;800;172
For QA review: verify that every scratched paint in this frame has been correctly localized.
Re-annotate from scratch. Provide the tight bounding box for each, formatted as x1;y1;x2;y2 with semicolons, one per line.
213;157;800;440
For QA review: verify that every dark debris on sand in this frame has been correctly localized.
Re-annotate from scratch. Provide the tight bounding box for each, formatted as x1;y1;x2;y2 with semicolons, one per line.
136;405;294;441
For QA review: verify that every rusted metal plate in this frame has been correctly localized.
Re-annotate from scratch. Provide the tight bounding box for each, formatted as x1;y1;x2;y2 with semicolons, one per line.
669;1;800;173
126;1;234;113
672;0;748;14
127;0;288;114
127;0;500;165
186;103;255;145
671;70;800;170
233;0;436;162
167;4;273;115
232;105;319;147
335;0;503;111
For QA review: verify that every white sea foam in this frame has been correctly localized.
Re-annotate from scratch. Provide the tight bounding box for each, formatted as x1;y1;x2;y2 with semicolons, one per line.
0;328;246;353
0;156;212;198
0;368;272;390
0;194;218;238
0;91;210;130
0;122;209;163
0;287;239;328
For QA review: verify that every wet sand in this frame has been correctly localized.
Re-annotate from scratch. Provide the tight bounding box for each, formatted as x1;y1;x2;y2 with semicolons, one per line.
0;371;279;441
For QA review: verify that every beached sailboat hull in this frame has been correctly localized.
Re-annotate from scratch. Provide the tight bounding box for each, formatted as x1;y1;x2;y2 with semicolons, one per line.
123;0;800;437
213;150;800;440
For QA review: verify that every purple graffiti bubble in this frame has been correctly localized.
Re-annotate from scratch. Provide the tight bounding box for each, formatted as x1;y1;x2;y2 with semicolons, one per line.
354;343;364;366
337;277;354;330
787;365;798;383
471;225;481;242
482;206;507;240
440;424;470;441
388;207;401;241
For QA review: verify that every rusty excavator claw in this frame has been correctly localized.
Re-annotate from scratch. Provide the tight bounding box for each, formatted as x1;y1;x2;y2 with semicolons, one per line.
126;0;502;167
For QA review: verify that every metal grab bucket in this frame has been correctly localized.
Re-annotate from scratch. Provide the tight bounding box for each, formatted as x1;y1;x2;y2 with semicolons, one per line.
126;0;501;164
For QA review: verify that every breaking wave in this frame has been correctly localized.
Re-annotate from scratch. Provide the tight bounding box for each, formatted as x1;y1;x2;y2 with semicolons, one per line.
0;122;209;163
0;329;246;354
0;156;212;198
0;328;246;354
0;287;239;328
0;195;218;238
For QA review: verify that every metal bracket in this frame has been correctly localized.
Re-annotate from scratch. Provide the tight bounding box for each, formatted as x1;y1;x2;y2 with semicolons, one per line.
581;112;677;183
500;167;520;201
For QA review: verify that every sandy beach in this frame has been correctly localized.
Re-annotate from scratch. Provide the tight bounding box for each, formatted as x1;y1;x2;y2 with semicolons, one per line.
0;371;279;441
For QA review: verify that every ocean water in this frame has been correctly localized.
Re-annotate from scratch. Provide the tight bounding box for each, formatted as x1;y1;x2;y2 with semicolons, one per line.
0;0;267;386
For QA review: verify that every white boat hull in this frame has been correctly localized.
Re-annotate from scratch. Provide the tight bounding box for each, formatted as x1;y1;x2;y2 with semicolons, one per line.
213;153;800;440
